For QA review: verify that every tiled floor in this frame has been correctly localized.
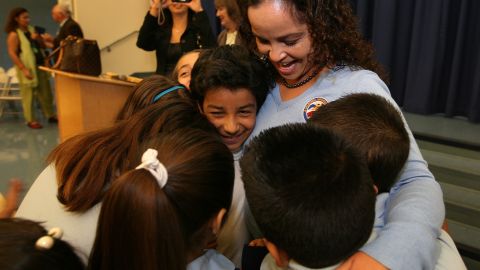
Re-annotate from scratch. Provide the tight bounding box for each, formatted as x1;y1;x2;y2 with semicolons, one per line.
0;113;59;198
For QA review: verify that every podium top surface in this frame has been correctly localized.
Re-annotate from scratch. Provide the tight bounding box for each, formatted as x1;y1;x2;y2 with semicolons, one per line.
40;66;137;87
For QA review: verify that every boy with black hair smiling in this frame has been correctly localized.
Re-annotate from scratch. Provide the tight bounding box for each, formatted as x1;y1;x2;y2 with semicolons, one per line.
189;44;272;266
241;123;377;269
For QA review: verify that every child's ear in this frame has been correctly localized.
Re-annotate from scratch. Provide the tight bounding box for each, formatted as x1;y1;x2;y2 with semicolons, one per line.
210;208;227;235
373;185;378;194
264;239;290;268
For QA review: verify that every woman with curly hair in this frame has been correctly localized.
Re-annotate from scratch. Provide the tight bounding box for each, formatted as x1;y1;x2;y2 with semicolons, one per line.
239;0;444;269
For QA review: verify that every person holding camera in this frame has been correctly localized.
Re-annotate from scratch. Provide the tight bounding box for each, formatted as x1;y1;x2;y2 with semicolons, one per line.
5;7;57;129
137;0;216;75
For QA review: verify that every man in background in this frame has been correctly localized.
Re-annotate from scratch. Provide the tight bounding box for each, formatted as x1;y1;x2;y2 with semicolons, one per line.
43;4;83;50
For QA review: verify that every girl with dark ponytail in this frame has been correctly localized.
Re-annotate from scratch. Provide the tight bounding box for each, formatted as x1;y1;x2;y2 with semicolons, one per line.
89;128;235;270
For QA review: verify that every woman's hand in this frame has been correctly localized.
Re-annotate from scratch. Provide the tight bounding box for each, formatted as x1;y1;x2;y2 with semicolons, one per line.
42;33;54;42
42;33;54;49
185;0;203;13
0;178;22;218
21;67;33;80
31;32;41;40
150;0;172;16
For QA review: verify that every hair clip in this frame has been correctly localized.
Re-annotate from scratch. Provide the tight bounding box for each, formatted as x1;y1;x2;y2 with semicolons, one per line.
136;149;169;188
35;227;63;250
152;85;186;103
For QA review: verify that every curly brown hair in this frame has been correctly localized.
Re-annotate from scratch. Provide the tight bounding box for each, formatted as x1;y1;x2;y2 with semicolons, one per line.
238;0;388;83
4;7;28;33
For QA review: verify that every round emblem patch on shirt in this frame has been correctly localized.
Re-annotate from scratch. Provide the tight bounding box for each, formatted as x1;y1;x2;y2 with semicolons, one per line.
303;97;328;120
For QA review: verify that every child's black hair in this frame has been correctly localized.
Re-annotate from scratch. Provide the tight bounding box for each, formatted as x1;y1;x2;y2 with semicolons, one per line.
241;123;376;268
309;93;410;193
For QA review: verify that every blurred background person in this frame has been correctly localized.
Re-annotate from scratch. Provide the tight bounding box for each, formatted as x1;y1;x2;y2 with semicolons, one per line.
215;0;243;46
137;0;216;75
4;7;57;129
43;4;84;50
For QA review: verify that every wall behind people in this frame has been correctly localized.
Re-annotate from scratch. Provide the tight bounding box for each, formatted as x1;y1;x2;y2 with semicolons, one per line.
74;0;156;75
0;0;57;69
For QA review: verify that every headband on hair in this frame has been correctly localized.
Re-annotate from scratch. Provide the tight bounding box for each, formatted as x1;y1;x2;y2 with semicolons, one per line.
152;85;185;103
135;149;168;188
35;227;63;250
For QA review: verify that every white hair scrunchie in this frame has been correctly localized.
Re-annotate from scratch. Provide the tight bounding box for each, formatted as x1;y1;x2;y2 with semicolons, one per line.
135;148;168;188
35;227;63;250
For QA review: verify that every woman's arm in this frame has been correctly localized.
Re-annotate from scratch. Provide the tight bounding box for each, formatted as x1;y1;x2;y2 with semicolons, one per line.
0;179;22;218
136;0;166;51
359;140;444;270
345;74;444;270
6;32;33;80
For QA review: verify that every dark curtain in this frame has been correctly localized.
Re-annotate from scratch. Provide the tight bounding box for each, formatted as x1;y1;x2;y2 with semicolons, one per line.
349;0;480;122
202;0;222;36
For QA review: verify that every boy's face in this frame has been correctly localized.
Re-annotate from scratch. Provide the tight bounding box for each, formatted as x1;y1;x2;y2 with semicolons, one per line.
202;87;257;152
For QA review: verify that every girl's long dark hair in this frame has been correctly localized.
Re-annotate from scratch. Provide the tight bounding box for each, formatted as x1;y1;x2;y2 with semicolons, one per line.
49;97;215;212
89;129;234;270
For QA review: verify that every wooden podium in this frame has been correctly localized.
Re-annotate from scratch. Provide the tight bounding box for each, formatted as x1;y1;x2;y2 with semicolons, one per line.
40;67;137;141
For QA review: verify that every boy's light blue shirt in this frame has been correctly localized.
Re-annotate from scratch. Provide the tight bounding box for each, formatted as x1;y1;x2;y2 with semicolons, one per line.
187;249;235;270
247;67;444;270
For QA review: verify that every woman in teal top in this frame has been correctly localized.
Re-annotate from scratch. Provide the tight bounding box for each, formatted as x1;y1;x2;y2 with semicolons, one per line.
5;7;56;129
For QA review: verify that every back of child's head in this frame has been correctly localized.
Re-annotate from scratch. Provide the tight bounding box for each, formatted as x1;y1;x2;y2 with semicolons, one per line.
116;75;190;121
189;45;273;110
0;218;84;270
240;123;376;268
89;127;234;270
49;97;216;213
308;93;410;193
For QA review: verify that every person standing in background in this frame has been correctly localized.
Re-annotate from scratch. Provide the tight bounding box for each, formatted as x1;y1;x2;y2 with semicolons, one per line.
137;0;216;75
5;7;57;129
215;0;243;46
43;4;84;50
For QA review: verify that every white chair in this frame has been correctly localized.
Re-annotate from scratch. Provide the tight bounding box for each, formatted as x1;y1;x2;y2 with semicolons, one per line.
0;67;22;118
6;67;19;84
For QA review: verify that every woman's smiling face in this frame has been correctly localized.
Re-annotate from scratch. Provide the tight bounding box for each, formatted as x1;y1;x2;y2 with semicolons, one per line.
248;0;314;83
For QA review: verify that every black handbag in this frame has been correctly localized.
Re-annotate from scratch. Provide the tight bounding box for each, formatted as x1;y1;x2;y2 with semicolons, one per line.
47;35;102;76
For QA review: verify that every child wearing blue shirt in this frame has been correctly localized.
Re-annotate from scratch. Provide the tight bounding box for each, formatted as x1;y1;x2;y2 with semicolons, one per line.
190;45;272;266
241;123;376;269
